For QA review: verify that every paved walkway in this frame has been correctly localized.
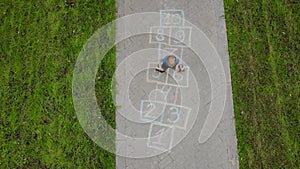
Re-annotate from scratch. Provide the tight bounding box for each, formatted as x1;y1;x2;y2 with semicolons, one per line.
116;0;239;168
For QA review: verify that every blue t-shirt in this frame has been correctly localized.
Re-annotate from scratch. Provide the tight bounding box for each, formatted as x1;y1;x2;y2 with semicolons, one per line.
161;55;179;70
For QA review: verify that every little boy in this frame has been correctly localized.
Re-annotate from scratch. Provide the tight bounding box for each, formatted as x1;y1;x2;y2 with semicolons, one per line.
155;55;185;73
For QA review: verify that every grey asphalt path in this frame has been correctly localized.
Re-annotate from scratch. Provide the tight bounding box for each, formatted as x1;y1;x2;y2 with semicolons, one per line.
116;0;239;168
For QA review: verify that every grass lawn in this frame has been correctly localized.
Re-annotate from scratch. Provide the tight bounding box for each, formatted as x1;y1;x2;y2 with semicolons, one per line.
225;0;299;168
0;0;116;168
1;0;299;169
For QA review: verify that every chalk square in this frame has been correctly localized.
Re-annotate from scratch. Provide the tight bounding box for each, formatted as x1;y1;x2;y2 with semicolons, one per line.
149;26;170;45
146;62;168;85
160;9;184;27
166;66;190;88
147;123;174;151
169;26;192;47
155;84;179;105
140;100;166;123
162;104;191;130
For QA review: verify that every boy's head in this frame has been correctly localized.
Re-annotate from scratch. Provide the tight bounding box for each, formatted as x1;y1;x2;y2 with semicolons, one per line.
167;55;176;67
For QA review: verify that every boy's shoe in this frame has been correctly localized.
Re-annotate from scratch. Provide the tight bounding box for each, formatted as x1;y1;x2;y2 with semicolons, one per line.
155;65;165;73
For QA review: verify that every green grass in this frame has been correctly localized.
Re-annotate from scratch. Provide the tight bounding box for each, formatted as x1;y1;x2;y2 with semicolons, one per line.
0;0;116;168
225;0;299;168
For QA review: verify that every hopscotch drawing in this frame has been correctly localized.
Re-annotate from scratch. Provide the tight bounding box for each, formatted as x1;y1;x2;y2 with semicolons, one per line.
141;9;193;151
